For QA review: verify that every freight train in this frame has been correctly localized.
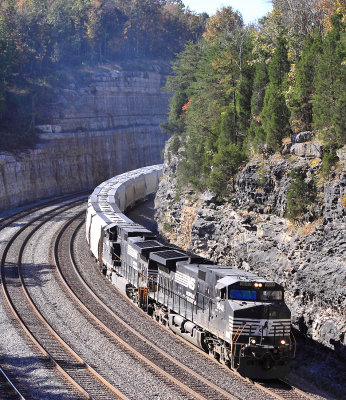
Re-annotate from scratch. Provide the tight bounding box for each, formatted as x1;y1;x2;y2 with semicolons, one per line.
86;165;295;379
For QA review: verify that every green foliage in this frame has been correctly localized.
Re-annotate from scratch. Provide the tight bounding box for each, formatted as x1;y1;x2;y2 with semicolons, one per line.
165;9;254;192
250;62;268;117
285;168;317;221
289;30;323;132
218;103;237;147
256;165;269;187
321;146;338;177
313;14;346;147
208;143;246;196
163;6;345;199
169;135;181;154
261;33;291;151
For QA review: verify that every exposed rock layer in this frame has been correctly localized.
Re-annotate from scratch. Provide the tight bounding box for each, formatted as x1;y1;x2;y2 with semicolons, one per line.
155;140;346;352
0;68;169;211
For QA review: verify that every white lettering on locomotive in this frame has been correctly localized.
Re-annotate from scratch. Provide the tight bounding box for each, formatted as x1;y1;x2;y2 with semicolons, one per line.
175;271;195;290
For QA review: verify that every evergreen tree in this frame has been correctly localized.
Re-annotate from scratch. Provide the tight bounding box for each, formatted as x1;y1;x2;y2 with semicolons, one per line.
236;33;254;137
261;34;291;151
285;168;317;221
289;30;323;132
313;14;346;147
218;103;237;147
208;143;246;195
250;62;268;117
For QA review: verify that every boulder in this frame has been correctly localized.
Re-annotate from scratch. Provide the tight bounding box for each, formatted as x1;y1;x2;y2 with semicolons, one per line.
290;142;323;158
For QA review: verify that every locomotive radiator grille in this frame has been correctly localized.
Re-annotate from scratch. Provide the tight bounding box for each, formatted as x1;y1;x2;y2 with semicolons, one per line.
229;317;290;337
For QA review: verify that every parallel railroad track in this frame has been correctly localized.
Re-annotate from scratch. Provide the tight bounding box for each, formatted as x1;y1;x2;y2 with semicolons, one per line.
0;197;323;400
68;215;321;400
56;213;237;400
59;212;317;400
252;379;319;400
0;197;128;400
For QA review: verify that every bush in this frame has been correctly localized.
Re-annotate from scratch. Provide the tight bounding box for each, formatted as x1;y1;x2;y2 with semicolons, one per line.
169;135;181;154
256;165;269;187
321;147;338;177
285;168;317;221
208;143;247;196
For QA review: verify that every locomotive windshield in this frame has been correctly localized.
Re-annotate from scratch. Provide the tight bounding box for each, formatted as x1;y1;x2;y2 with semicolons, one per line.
229;289;257;300
261;290;283;300
229;288;283;301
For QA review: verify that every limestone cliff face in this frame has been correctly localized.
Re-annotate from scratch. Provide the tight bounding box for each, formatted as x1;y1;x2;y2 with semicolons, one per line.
39;69;169;133
155;139;346;352
0;67;169;211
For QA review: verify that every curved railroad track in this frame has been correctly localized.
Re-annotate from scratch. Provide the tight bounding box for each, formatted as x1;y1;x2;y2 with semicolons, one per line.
0;196;327;400
0;365;25;400
58;210;321;400
0;196;127;399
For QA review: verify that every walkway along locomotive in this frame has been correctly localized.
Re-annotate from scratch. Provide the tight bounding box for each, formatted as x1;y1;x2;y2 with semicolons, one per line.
86;165;296;379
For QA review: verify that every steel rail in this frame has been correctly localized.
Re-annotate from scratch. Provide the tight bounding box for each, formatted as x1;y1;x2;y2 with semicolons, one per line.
16;202;128;400
73;214;318;400
0;198;123;399
0;199;93;399
0;191;90;229
248;378;319;400
54;213;240;400
0;365;25;400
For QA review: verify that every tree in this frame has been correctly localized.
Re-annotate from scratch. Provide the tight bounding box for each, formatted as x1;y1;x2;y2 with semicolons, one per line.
250;62;268;117
313;14;346;146
236;30;254;137
164;41;201;132
203;6;243;45
261;33;291;150
288;30;323;132
0;0;20;116
208;143;246;195
285;168;317;220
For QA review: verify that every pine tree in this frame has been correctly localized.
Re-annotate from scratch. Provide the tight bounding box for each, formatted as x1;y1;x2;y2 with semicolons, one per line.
208;143;246;195
313;14;346;147
236;34;254;137
250;62;268;117
218;103;237;147
261;34;291;151
290;30;323;131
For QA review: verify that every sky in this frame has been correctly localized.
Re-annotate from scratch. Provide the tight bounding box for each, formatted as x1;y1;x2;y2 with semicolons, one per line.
183;0;273;24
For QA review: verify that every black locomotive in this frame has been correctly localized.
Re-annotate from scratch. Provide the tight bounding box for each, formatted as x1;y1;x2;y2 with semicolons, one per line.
99;222;295;379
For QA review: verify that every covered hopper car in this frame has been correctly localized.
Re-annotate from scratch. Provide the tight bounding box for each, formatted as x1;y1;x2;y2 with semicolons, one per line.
86;165;295;379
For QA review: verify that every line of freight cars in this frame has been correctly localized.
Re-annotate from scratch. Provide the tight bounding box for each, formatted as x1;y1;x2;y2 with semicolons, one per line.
86;165;295;379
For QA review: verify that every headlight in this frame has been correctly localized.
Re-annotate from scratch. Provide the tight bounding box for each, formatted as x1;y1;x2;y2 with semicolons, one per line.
280;339;286;345
250;338;256;345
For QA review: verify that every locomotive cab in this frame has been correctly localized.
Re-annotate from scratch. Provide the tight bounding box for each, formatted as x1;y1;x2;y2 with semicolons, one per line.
218;278;292;379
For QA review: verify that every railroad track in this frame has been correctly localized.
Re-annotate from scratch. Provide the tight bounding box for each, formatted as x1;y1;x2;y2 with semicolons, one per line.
0;365;25;400
252;379;320;400
58;211;318;400
56;213;237;400
0;197;324;400
0;197;128;400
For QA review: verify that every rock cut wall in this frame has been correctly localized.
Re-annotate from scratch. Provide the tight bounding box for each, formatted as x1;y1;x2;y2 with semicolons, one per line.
0;67;170;211
155;140;346;351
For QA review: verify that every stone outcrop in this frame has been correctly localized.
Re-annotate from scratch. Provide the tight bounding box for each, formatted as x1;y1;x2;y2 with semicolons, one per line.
290;142;323;158
0;66;170;211
37;69;169;133
155;139;346;352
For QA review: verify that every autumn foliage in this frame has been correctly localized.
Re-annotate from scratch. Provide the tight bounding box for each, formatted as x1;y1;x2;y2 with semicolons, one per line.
165;1;345;195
